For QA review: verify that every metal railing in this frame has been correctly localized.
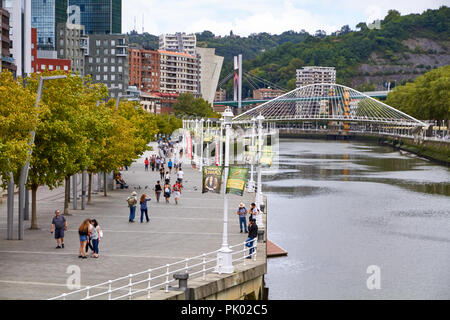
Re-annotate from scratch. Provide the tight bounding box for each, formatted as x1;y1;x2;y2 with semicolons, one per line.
48;240;258;300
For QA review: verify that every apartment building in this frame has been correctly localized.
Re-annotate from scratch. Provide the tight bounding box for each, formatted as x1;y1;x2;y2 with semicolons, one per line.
84;34;129;98
296;66;336;87
129;48;160;93
253;88;285;100
159;32;196;56
31;28;71;73
158;49;200;96
1;5;16;74
56;23;88;76
214;88;226;101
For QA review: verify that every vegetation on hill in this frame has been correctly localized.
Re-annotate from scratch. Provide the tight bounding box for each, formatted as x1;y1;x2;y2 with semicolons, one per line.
386;65;449;121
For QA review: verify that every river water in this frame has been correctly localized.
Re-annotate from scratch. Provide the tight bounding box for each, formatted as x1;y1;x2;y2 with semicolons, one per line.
263;138;450;299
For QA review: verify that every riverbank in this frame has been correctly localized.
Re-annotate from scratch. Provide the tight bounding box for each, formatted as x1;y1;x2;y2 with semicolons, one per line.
379;137;450;167
279;129;450;166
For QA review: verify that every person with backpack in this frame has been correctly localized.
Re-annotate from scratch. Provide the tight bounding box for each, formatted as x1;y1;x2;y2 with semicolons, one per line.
163;183;171;204
159;166;165;180
164;171;170;185
127;191;138;222
249;202;260;222
139;194;151;223
236;203;248;233
89;219;100;258
172;181;182;205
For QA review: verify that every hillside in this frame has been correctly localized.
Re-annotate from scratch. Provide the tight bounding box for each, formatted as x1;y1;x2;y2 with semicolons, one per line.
235;6;450;95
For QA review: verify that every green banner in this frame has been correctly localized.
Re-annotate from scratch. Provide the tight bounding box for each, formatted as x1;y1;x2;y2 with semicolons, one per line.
259;146;274;167
226;167;249;196
202;166;223;194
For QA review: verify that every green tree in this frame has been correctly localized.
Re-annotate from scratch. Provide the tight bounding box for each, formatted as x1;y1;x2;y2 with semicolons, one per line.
173;93;218;118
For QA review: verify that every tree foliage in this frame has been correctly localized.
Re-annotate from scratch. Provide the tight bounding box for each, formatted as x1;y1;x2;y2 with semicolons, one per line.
173;92;218;118
386;65;450;121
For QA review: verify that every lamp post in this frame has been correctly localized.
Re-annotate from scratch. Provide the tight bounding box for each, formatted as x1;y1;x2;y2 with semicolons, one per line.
255;114;264;213
199;118;205;172
247;117;257;192
17;75;67;237
206;119;211;166
195;119;199;167
219;118;224;166
215;108;234;274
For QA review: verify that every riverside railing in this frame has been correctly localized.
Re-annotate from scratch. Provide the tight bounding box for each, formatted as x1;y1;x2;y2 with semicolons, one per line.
48;240;258;300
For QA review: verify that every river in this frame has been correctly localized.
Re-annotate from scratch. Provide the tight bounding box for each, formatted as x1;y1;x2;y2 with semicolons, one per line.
263;138;450;299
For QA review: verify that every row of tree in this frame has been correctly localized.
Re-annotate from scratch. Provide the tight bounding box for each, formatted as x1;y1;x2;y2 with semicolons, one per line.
0;70;159;229
386;65;449;121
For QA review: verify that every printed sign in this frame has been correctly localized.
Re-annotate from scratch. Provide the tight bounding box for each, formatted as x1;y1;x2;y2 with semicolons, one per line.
202;166;223;194
226;167;249;196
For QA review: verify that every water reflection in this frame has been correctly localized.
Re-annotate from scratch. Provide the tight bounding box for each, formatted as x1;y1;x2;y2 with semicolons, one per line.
265;139;450;300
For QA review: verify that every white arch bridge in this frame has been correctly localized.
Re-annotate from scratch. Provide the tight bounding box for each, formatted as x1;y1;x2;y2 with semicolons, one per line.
232;84;427;129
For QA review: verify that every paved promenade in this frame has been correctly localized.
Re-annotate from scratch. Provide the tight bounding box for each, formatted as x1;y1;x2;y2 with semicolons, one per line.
0;143;255;300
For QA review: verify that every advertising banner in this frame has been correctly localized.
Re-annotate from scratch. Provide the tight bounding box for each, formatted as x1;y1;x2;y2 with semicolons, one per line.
226;167;249;196
202;166;223;194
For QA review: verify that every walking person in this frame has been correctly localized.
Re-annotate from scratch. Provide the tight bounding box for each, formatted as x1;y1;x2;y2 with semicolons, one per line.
127;191;138;222
154;180;162;203
89;219;100;258
237;203;248;233
177;168;184;185
174;158;178;174
139;194;151;223
151;155;156;171
159;166;165;180
144;157;149;171
78;219;91;259
168;159;173;174
156;157;161;171
164;171;170;185
246;218;258;259
50;210;67;249
163;182;172;204
172;180;182;205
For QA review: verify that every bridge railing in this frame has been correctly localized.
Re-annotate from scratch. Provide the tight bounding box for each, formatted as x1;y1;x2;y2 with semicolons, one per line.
48;240;258;300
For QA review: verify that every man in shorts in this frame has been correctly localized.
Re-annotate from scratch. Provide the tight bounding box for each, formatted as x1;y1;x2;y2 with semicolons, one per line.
172;180;182;205
50;210;67;249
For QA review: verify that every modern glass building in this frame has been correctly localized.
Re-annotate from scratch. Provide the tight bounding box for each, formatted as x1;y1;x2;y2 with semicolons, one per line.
68;0;121;35
31;0;68;50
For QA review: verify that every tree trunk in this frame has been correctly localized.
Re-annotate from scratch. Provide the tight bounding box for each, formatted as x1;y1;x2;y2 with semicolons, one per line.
103;172;107;197
63;176;71;215
30;184;39;230
88;172;92;204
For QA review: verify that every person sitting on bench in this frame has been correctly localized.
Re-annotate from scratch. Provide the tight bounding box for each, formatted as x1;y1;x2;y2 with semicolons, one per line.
115;172;129;189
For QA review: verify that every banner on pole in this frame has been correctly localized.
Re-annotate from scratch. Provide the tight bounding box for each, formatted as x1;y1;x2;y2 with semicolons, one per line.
226;167;249;196
259;146;274;167
202;166;223;194
186;132;192;160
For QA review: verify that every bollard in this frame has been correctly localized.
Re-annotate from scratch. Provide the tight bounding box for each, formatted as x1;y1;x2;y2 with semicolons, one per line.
257;229;265;242
173;273;190;300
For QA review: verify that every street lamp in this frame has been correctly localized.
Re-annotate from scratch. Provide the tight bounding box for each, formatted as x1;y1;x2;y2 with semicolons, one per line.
199;118;205;172
247;117;257;192
255;114;265;215
215;107;235;274
206;119;211;166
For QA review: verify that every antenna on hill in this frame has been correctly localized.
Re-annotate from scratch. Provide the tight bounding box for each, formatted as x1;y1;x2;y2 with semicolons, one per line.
134;16;137;32
142;14;144;33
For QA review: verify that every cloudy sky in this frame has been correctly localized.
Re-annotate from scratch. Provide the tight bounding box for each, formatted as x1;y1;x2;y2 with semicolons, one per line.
122;0;448;36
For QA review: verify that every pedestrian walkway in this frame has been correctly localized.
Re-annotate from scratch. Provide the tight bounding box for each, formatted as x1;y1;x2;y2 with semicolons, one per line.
0;143;255;299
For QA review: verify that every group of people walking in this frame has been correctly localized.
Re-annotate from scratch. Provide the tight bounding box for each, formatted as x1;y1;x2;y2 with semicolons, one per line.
50;210;102;259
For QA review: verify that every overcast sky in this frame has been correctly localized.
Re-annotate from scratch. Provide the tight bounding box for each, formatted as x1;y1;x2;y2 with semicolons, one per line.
122;0;448;36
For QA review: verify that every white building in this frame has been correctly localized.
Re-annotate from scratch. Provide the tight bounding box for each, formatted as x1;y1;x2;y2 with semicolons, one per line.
159;32;196;56
2;0;32;76
296;66;336;87
158;49;200;96
196;47;223;104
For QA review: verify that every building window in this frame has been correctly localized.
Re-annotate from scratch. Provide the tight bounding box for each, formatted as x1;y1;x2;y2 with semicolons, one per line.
96;40;101;46
96;75;100;81
111;66;115;72
111;49;115;55
89;57;93;63
104;66;108;72
111;75;115;81
104;57;108;64
104;75;108;81
64;66;69;71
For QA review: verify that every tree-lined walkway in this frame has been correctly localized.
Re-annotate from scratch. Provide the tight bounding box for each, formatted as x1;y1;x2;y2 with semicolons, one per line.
0;144;255;299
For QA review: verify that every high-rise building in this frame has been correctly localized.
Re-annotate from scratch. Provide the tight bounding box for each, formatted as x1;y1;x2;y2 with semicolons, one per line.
31;0;68;50
56;22;88;76
129;48;160;93
196;47;223;104
68;0;122;35
3;0;32;77
159;33;196;56
31;28;71;73
296;66;336;88
1;4;16;74
158;49;200;96
84;33;129;98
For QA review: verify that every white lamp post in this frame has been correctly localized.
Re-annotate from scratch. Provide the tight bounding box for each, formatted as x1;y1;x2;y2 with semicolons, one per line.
195;119;199;167
247;117;257;192
199;118;205;172
215;108;234;274
206;119;211;165
255;114;264;213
